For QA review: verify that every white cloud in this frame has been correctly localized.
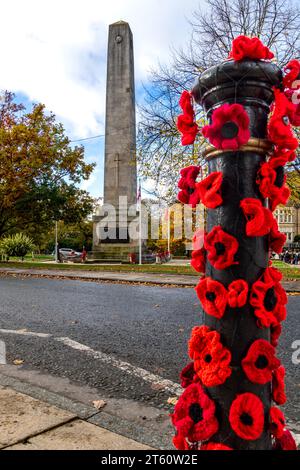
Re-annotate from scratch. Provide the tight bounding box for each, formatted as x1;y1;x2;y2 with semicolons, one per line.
0;0;200;139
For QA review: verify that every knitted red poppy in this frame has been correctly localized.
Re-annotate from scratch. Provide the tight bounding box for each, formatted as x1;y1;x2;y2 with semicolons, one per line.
283;59;300;89
256;161;290;211
270;406;285;438
191;247;206;274
272;366;286;405
270;322;282;348
240;198;274;236
204;226;239;270
228;279;249;308
273;429;297;450
284;88;300;127
171;382;218;446
269;217;286;254
180;362;197;389
242;339;280;384
196;172;223;209
268;88;299;152
177;91;199;145
202;103;250;150
189;325;232;387
195;277;228;319
229;35;274;61
250;269;287;328
264;265;283;283
173;433;190;450
200;442;233;450
178;165;201;207
270;147;296;165
229;393;264;440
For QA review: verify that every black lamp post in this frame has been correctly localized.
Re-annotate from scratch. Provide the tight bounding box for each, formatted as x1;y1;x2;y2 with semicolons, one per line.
192;60;282;449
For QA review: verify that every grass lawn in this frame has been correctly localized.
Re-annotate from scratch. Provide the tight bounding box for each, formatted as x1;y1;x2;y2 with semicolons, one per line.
0;258;299;280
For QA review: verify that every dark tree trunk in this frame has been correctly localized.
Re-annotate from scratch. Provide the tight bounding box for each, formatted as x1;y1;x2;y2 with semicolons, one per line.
192;60;282;449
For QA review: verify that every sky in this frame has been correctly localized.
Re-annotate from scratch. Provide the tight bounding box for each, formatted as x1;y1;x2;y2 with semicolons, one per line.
0;0;202;198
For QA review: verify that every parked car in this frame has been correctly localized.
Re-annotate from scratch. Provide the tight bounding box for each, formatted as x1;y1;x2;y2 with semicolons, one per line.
58;248;82;263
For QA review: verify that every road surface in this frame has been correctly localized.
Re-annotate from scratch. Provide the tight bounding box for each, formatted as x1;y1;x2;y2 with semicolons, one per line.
0;276;299;424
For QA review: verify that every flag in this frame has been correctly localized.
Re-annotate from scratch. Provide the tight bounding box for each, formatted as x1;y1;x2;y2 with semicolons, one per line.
137;180;141;203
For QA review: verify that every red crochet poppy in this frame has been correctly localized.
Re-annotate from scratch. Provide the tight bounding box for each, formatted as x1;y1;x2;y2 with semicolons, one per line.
269;217;286;254
240;198;274;236
180;362;197;389
270;147;296;165
189;325;232;387
271;322;282;348
228;279;249;308
171;382;218;446
202;103;250;150
268;88;299;152
273;429;297;450
178;166;201;207
283;59;300;89
264;265;283;283
195;277;228;319
256;161;290;211
229;35;274;61
284;88;300;127
229;393;264;440
272;366;286;405
200;442;233;450
177;91;199;145
242;339;280;384
270;406;285;438
196;172;223;209
191;247;206;274
204;226;239;270
250;269;287;328
172;434;190;450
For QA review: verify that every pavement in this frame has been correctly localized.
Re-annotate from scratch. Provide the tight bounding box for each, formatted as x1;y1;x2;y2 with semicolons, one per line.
0;265;299;291
0;379;151;450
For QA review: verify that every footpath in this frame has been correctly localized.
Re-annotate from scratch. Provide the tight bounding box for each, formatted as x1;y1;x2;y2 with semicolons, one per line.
0;266;299;291
0;372;152;450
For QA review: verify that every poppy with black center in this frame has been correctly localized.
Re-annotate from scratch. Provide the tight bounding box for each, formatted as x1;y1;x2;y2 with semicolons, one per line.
221;121;239;138
254;355;268;369
263;287;277;312
204;354;212;363
240;412;253;426
242;339;281;384
274;167;285;188
189;403;203;423
214;242;226;256
206;292;216;302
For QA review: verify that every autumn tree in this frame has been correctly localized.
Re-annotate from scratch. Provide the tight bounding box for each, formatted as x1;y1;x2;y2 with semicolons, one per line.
0;91;94;240
138;0;300;199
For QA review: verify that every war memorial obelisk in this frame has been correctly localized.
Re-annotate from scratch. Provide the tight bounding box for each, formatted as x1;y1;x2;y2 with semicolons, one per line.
92;21;138;260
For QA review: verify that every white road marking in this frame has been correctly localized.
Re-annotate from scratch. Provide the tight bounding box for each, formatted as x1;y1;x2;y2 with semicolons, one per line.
0;328;181;395
56;337;182;395
0;328;52;338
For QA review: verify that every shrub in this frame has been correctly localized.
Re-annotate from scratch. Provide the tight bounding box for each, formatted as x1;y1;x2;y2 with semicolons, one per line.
0;233;34;261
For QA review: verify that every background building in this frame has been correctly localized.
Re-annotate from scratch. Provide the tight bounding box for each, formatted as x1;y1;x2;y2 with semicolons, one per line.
274;203;300;245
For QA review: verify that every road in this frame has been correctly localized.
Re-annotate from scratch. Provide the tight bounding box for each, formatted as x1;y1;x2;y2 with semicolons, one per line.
0;276;299;424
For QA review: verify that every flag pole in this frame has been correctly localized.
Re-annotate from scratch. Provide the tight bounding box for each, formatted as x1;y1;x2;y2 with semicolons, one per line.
138;179;142;265
167;207;170;254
